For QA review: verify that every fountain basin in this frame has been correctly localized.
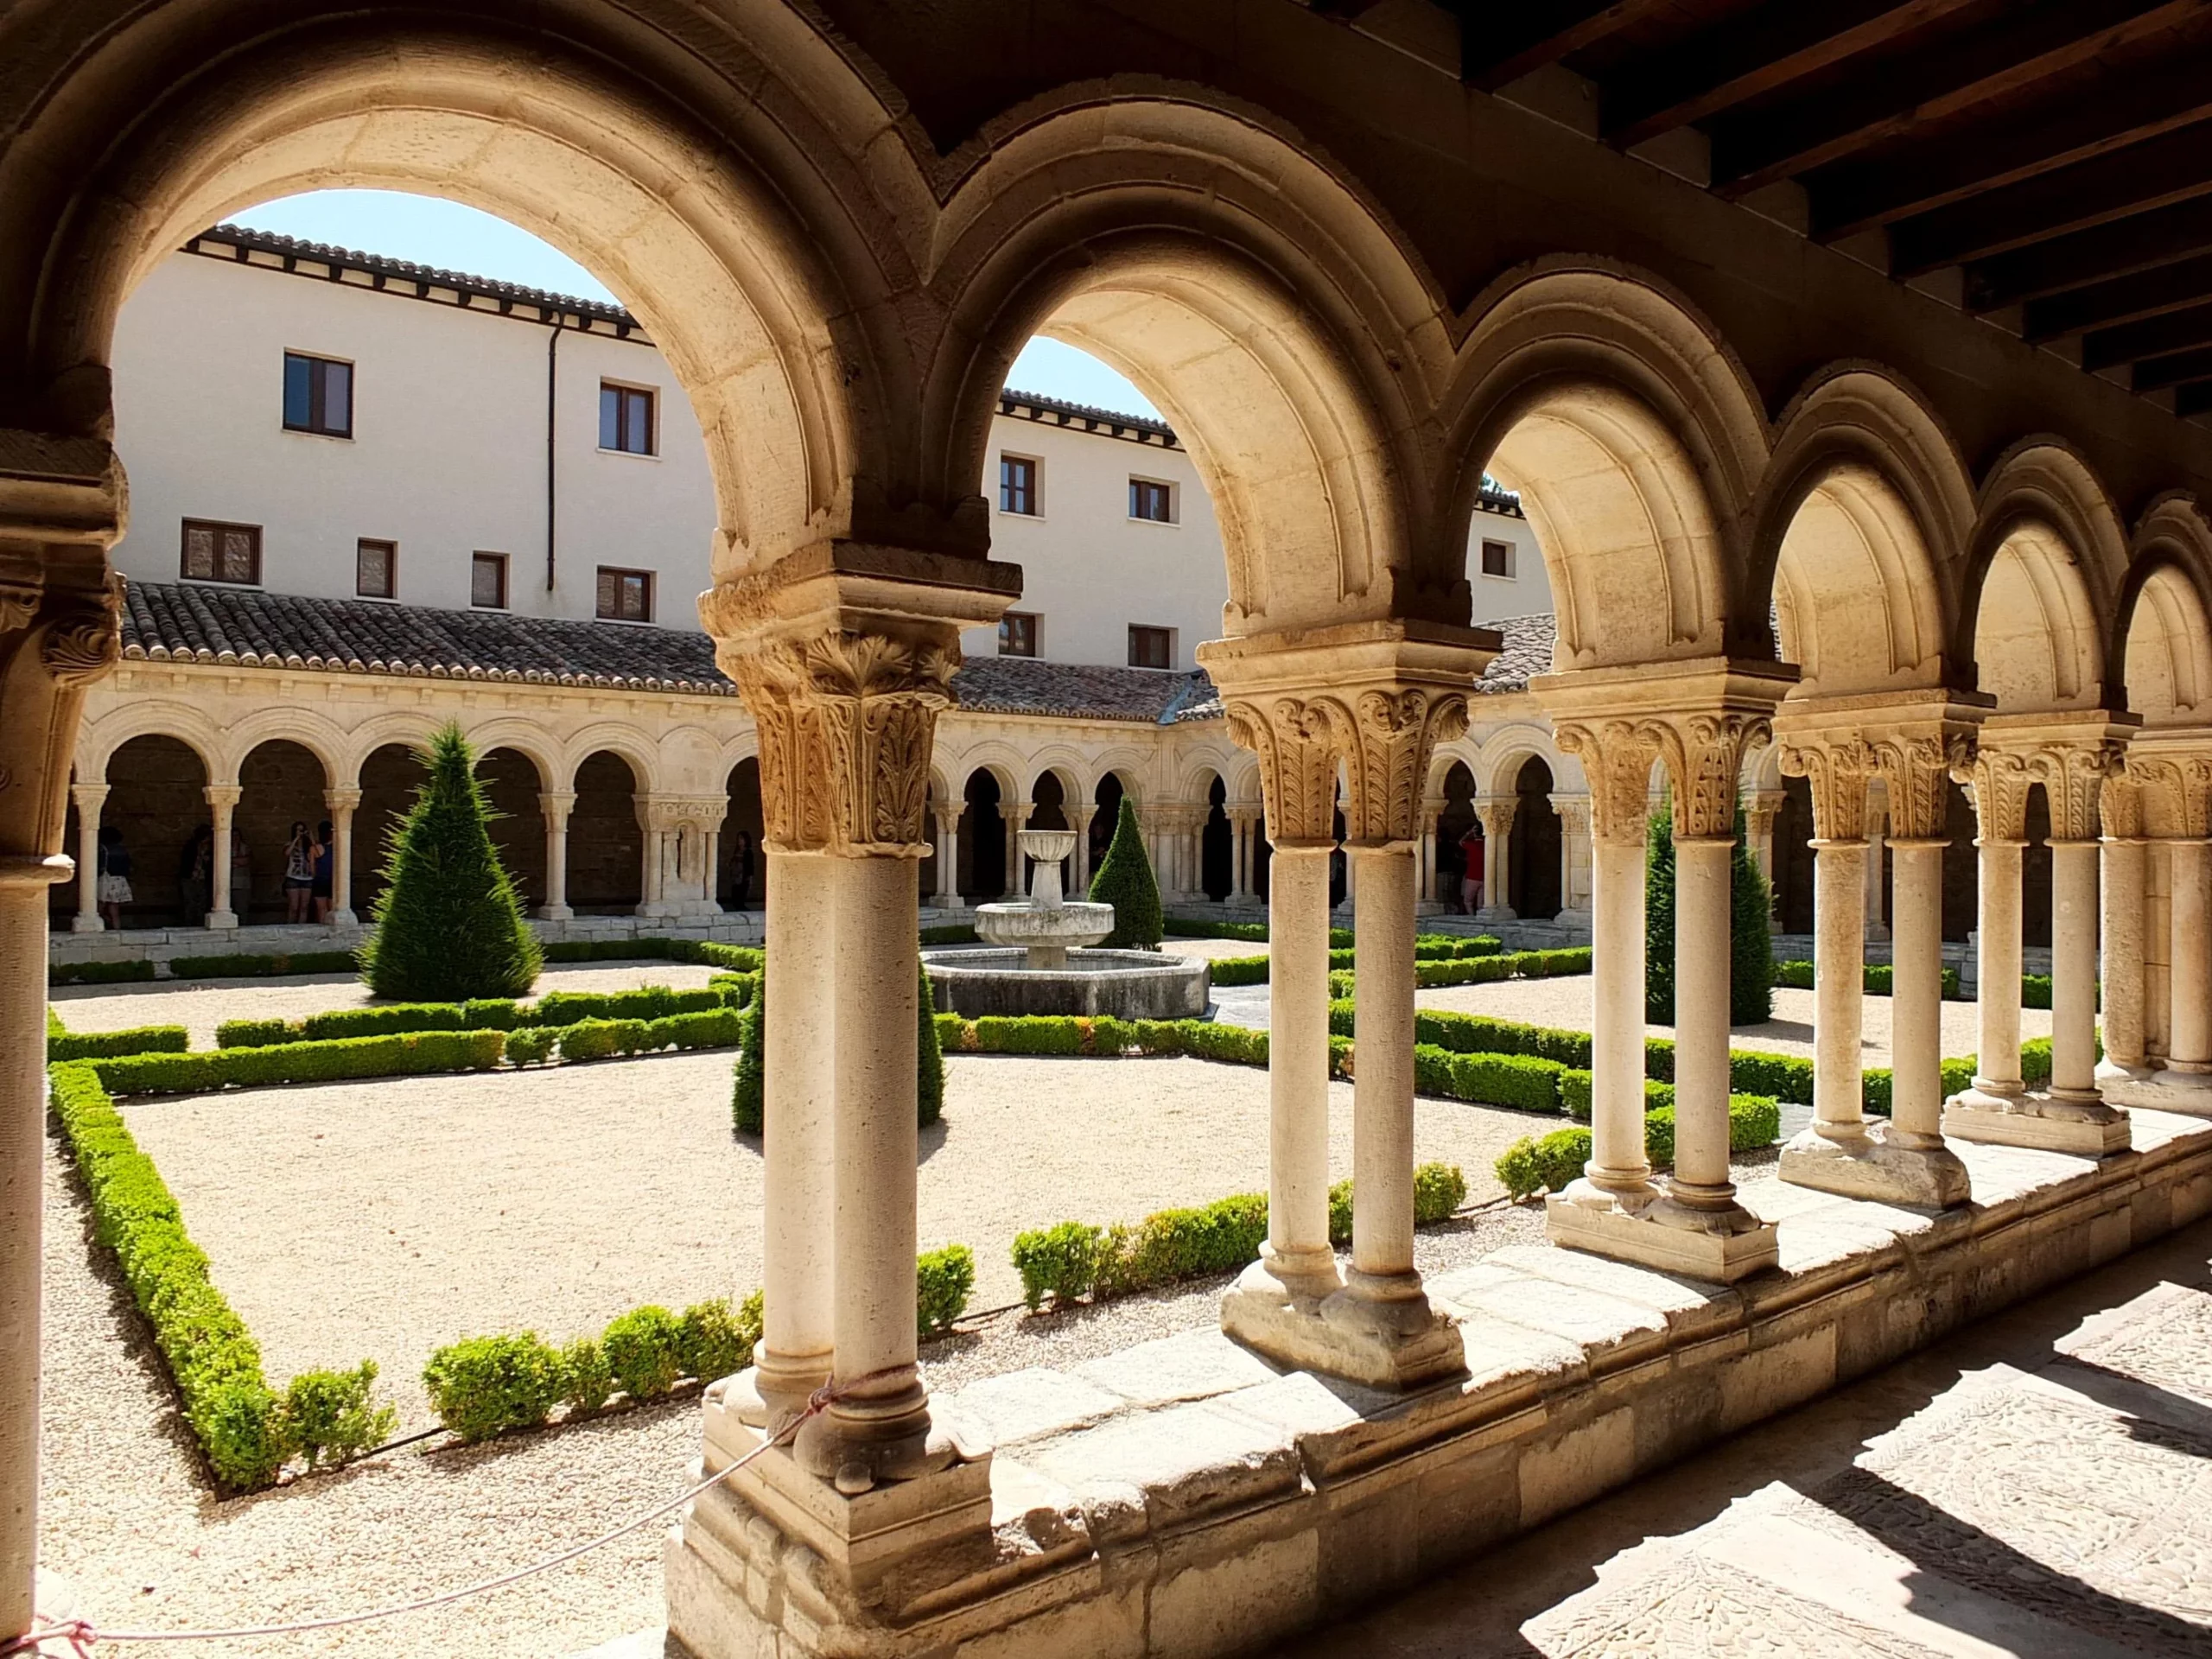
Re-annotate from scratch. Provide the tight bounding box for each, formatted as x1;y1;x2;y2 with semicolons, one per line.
925;947;1211;1020
973;899;1114;969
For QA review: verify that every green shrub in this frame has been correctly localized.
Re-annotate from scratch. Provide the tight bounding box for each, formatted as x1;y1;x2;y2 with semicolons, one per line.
1211;954;1270;985
1011;1220;1103;1310
1106;1192;1268;1291
1497;1128;1591;1200
2022;974;2053;1010
1728;1049;1814;1104
561;1338;613;1414
1731;810;1775;1025
50;958;156;985
503;1026;557;1066
733;968;766;1135
1776;959;1815;989
360;723;543;1001
169;950;359;980
601;1306;684;1401
917;1244;976;1337
215;1017;294;1049
918;958;946;1128
729;961;931;1132
919;923;981;944
280;1362;395;1470
1163;918;1270;942
92;1028;505;1097
1418;1047;1565;1113
676;1297;757;1382
1557;1071;1675;1121
1731;1093;1783;1149
423;1333;567;1442
1416;1161;1469;1220
1088;798;1163;948
305;1003;469;1041
48;1022;190;1061
1642;1106;1677;1169
1327;1179;1355;1247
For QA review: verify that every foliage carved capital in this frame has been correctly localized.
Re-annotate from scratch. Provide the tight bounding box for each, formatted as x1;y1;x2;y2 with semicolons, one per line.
1777;734;1878;842
1872;734;1971;841
1654;711;1770;840
1341;688;1467;846
1554;719;1663;845
1224;694;1348;845
2124;750;2212;840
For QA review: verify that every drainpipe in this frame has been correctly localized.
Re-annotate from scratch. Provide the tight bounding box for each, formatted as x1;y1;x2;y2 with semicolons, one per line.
546;315;563;594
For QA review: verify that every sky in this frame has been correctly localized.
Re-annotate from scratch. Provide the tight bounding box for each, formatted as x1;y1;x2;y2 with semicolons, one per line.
230;189;1164;418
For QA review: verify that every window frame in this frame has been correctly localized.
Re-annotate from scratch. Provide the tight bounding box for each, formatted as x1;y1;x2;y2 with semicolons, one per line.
282;351;353;439
999;453;1041;517
471;550;511;611
1478;537;1516;581
179;518;263;587
598;380;658;457
595;564;656;624
1128;624;1175;671
998;610;1040;658
1128;475;1176;524
354;537;398;601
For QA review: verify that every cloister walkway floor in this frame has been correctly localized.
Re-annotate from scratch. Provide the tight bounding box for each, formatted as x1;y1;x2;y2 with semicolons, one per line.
1288;1213;2212;1658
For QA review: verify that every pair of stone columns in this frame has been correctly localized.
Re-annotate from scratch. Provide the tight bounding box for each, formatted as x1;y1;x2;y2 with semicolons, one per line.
1203;620;1493;1390
1472;797;1516;920
636;796;728;918
2104;741;2212;1110
1534;658;1797;1282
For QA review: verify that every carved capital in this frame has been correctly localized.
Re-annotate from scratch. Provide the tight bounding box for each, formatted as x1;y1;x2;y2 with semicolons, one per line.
1873;734;1970;841
1554;798;1592;839
1554;719;1663;845
2101;772;2145;841
1224;694;1346;844
39;570;122;689
1953;746;2034;842
323;786;363;814
541;789;577;828
2125;749;2212;840
1342;687;1466;846
733;629;955;855
1653;711;1770;840
202;784;242;810
2032;741;2124;842
1473;798;1518;842
1777;734;1878;842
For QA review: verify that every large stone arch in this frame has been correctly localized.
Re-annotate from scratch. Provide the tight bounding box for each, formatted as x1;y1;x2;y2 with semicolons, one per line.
448;719;563;793
1758;365;1974;698
214;707;349;789
73;702;224;785
9;7;907;586
2117;496;2212;725
930;95;1445;635
559;724;662;795
1442;262;1772;671
1965;442;2129;714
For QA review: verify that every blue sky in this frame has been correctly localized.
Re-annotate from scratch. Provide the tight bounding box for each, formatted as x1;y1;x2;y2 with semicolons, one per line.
231;189;1163;418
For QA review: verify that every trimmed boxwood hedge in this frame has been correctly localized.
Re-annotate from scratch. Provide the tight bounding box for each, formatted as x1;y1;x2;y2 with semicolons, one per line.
216;981;747;1049
49;958;156;985
92;1028;506;1097
1495;1094;1782;1201
171;950;359;980
46;1010;189;1062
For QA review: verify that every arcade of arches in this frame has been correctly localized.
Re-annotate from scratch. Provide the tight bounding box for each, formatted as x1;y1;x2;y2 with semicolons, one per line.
10;7;2212;1657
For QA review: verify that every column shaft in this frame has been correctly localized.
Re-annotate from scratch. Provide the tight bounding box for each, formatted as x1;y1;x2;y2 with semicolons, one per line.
1348;846;1416;1285
207;791;237;926
543;817;570;917
1586;839;1653;1196
2050;842;2100;1097
1668;838;1737;1206
1262;848;1335;1292
2171;841;2211;1071
72;788;101;931
2099;837;2148;1077
1974;841;2025;1094
1810;840;1869;1143
328;808;356;925
753;851;836;1421
1890;842;1948;1143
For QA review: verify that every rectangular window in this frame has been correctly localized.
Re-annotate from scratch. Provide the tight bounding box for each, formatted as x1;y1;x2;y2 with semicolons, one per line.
1000;454;1039;516
599;382;657;454
180;518;261;585
472;551;510;610
1129;477;1174;523
596;564;654;622
282;352;353;437
1479;537;1516;579
1128;624;1173;670
999;611;1039;657
354;537;397;599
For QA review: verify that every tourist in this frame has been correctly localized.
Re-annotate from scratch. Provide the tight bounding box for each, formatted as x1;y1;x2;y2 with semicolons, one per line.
283;820;315;923
176;824;212;925
311;818;335;922
95;824;132;931
732;830;754;908
227;827;250;923
1459;822;1485;913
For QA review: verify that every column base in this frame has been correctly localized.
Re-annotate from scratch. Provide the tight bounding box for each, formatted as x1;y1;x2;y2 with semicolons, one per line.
69;913;102;933
1546;1186;1779;1282
1778;1122;1971;1208
1473;906;1517;927
326;908;357;927
2100;1065;2212;1117
204;910;237;930
1942;1084;2132;1155
1219;1255;1463;1391
536;903;575;922
666;1391;1012;1659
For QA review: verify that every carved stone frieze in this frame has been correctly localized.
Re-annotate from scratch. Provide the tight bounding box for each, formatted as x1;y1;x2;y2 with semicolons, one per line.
1777;734;1878;842
1224;694;1347;845
1554;719;1664;845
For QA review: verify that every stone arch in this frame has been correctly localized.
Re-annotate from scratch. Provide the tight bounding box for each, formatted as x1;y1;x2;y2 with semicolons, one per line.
560;726;661;796
1758;365;1974;697
450;721;562;793
931;94;1442;635
334;712;448;790
73;705;222;785
475;746;549;911
1443;262;1772;670
98;733;213;925
1961;441;2129;710
569;748;646;912
1474;726;1563;800
218;708;348;790
2118;497;2212;726
1023;756;1088;806
10;7;899;582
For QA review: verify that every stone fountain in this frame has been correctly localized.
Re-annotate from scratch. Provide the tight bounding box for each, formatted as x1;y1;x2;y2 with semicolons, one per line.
925;827;1211;1019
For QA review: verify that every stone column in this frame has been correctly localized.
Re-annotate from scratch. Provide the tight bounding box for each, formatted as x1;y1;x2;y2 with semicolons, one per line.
1777;714;1970;1206
1555;797;1592;919
1745;788;1784;888
204;783;240;928
931;804;962;907
1862;792;1891;943
1541;658;1794;1282
1004;801;1032;898
70;780;105;931
2121;747;2212;1109
2096;775;2152;1095
1945;720;2133;1155
1069;804;1096;895
539;791;575;921
1473;798;1516;921
324;785;360;925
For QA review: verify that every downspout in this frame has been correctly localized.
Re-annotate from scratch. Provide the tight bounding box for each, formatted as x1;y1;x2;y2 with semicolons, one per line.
546;315;563;594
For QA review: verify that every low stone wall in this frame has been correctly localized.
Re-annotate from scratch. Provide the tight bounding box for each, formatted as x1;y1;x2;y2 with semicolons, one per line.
665;1106;2212;1659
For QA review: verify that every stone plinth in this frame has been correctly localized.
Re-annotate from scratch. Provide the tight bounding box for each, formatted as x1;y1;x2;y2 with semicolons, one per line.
664;1109;2212;1659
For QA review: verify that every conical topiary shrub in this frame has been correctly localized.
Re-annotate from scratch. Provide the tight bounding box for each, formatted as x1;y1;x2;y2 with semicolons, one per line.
359;723;542;1001
1644;803;1774;1027
1088;798;1163;949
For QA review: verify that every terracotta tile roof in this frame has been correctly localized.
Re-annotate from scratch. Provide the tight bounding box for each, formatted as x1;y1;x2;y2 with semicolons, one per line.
118;579;1226;720
1478;613;1555;693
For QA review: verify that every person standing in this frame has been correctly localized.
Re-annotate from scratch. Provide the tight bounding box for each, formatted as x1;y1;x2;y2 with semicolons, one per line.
283;820;315;923
95;825;132;931
177;825;212;925
311;818;335;923
1459;822;1485;914
228;827;251;925
732;830;754;909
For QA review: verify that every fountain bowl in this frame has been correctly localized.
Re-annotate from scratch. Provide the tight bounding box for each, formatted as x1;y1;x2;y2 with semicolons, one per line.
925;946;1211;1020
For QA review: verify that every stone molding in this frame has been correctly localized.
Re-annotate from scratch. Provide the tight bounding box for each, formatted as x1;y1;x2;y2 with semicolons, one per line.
2124;733;2212;840
1966;712;2138;843
639;794;731;836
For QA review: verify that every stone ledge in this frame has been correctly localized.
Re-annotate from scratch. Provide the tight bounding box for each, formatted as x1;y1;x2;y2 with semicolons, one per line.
666;1109;2212;1659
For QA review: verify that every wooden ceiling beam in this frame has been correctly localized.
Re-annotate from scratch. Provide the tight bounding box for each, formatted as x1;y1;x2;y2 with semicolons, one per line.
1604;0;1986;150
2020;252;2212;340
1885;122;2212;273
2132;342;2212;391
1809;51;2212;236
1455;0;1680;92
1709;0;2211;197
1968;195;2212;308
2082;302;2212;370
2174;380;2212;417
